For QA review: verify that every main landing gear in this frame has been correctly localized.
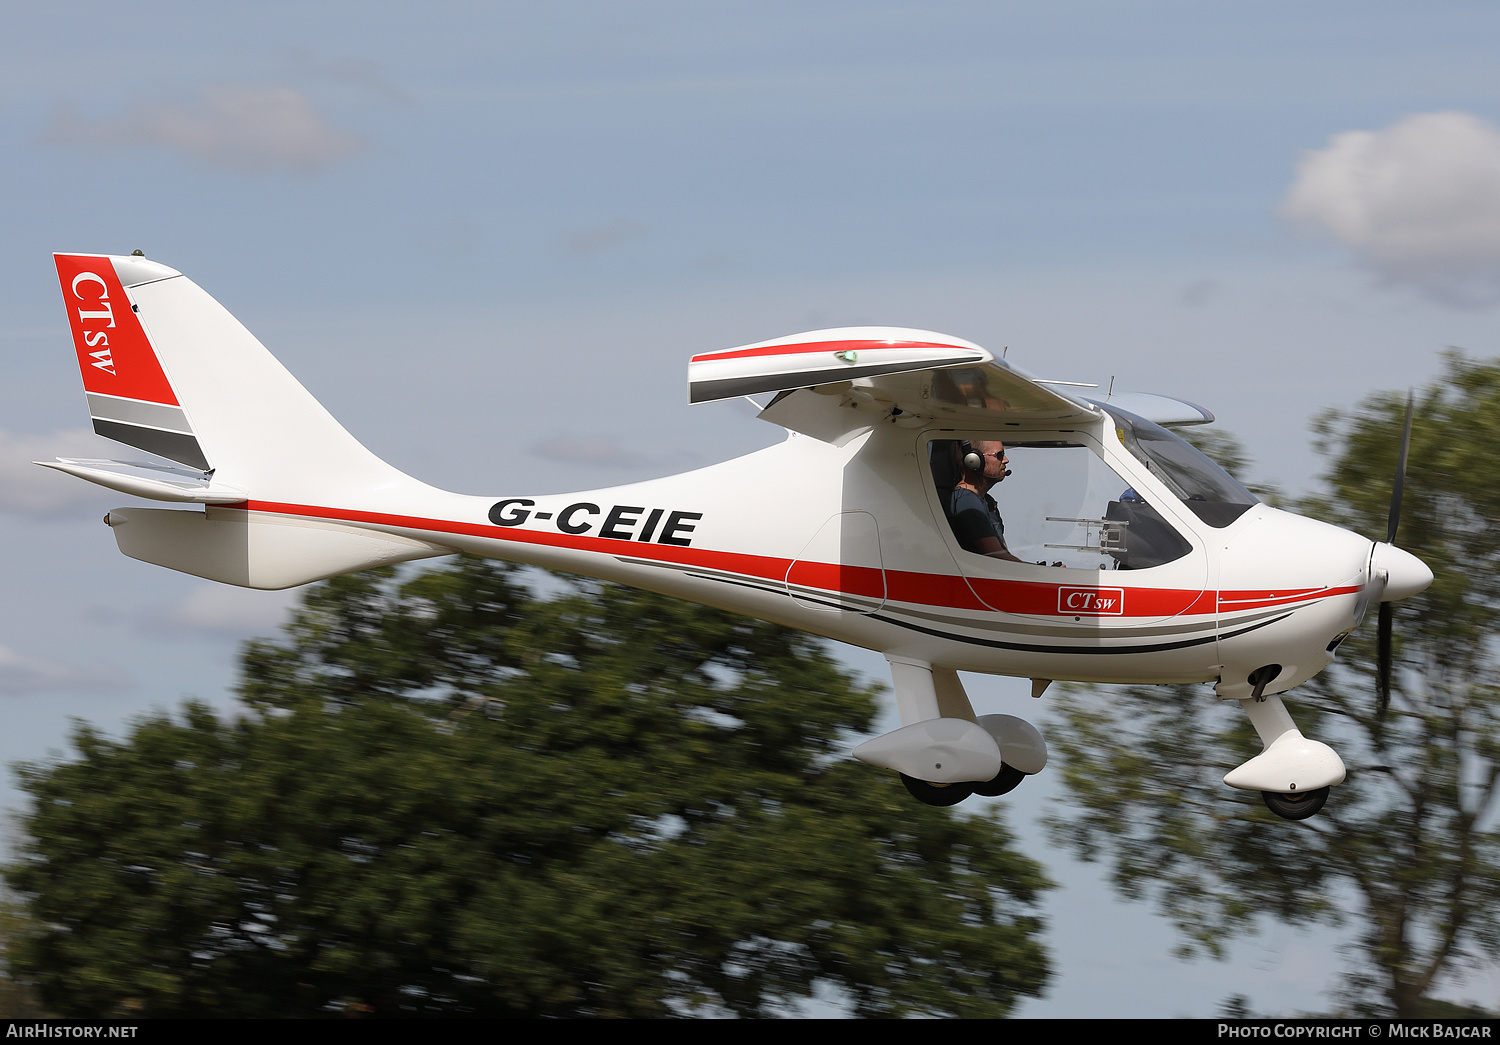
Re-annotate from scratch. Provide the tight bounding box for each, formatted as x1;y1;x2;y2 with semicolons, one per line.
855;658;1048;808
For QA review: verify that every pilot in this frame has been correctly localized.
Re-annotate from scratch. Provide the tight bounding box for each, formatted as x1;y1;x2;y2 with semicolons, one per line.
947;440;1023;562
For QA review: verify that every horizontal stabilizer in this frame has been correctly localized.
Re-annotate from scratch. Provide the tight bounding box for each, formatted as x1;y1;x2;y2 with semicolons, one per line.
37;459;247;504
106;507;453;590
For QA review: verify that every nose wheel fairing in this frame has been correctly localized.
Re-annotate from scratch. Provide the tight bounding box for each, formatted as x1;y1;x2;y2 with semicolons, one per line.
1223;692;1347;794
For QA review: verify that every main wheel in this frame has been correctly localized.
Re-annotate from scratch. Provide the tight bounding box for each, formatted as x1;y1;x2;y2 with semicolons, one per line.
971;764;1027;797
901;774;973;806
1261;786;1330;821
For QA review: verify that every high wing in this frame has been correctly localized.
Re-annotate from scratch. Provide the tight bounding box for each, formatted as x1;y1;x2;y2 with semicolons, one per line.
688;327;1210;443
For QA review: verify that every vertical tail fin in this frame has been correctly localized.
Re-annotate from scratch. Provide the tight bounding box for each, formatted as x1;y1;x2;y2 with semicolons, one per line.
53;253;421;504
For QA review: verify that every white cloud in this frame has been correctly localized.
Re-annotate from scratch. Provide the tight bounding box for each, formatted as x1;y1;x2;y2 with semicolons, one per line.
44;83;364;173
0;644;127;695
1280;112;1500;306
0;427;114;518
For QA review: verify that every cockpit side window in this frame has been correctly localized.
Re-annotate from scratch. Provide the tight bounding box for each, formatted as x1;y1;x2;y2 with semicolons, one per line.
1108;408;1257;528
927;437;1192;570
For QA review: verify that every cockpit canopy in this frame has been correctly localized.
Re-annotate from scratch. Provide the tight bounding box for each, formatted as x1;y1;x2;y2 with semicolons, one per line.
1107;407;1258;527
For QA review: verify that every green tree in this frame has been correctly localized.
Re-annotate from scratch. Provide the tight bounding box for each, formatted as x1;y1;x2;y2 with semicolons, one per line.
6;559;1051;1018
0;897;46;1018
1047;355;1500;1017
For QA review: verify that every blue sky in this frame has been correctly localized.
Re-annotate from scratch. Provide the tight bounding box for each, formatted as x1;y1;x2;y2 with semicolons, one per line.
3;1;1500;1017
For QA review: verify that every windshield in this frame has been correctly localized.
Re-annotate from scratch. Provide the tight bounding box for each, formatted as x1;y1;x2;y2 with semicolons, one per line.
1108;407;1257;527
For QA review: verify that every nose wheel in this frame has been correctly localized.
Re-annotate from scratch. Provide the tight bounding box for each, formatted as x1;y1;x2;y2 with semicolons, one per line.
1261;786;1330;821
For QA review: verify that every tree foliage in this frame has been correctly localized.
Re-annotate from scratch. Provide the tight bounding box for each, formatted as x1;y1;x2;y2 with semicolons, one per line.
1047;354;1500;1017
6;559;1051;1018
0;898;46;1018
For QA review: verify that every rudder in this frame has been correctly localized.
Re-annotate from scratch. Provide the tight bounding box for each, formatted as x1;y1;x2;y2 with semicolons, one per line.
56;253;210;470
53;253;422;505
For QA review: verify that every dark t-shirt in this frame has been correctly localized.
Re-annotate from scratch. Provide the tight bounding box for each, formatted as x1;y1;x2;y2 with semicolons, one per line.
946;487;1007;554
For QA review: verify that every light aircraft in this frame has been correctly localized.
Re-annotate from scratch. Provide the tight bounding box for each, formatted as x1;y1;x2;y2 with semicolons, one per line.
42;252;1433;820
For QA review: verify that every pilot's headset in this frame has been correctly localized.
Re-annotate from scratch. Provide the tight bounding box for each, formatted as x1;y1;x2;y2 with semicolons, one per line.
960;441;984;473
961;441;1011;477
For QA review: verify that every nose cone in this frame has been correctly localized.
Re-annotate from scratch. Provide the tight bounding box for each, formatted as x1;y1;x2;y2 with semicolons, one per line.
1372;542;1434;602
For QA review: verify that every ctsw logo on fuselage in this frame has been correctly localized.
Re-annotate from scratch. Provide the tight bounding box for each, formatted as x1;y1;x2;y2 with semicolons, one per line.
490;499;703;547
1057;586;1126;615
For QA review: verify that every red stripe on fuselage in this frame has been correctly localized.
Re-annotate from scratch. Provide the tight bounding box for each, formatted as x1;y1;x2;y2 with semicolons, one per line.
239;500;1352;618
1217;587;1359;610
964;576;1218;617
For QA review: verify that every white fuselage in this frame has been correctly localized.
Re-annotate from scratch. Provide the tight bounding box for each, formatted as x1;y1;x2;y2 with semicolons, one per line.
237;412;1373;701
